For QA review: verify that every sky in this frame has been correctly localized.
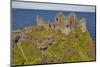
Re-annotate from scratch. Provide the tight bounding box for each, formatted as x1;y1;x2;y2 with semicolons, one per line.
12;1;96;12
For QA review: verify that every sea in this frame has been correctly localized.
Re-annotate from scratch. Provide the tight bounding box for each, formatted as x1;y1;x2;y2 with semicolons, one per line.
12;9;96;41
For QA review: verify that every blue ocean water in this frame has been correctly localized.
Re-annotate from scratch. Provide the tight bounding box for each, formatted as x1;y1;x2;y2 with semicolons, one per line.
12;9;96;41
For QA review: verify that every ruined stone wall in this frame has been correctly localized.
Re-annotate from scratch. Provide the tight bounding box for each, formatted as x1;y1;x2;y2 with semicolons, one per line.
36;16;50;29
68;12;78;28
79;18;87;32
36;16;45;26
36;11;87;35
55;11;65;23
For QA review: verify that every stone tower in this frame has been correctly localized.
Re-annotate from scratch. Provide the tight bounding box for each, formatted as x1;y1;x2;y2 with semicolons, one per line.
79;18;87;32
36;16;44;26
68;12;78;28
55;11;65;23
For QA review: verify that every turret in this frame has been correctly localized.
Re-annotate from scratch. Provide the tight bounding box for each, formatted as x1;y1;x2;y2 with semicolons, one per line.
55;11;65;23
79;18;87;32
68;12;78;28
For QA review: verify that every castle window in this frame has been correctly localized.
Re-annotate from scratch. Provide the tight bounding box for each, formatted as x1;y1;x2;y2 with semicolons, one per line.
66;25;69;27
70;21;73;28
56;18;58;22
49;24;51;28
70;21;72;25
53;24;55;29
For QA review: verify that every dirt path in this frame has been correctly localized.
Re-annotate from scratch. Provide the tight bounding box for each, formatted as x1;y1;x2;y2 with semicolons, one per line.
17;39;27;61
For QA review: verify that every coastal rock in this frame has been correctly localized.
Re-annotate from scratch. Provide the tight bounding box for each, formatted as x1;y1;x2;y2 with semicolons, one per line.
14;36;20;43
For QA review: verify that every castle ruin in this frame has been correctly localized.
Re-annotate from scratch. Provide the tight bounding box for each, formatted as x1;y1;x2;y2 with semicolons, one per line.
36;11;87;35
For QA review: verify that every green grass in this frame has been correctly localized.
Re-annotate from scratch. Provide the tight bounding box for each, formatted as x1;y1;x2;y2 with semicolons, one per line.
12;26;95;65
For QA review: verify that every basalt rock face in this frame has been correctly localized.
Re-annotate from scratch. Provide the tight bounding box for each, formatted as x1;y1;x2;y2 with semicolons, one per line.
12;11;95;65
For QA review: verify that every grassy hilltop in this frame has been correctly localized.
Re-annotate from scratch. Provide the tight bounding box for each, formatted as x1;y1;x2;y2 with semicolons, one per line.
12;26;95;65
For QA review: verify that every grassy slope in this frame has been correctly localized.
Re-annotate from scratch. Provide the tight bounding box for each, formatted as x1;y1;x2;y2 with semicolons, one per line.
12;26;96;65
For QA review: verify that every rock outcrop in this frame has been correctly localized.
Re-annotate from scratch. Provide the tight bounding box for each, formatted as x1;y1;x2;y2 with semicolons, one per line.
36;36;54;50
